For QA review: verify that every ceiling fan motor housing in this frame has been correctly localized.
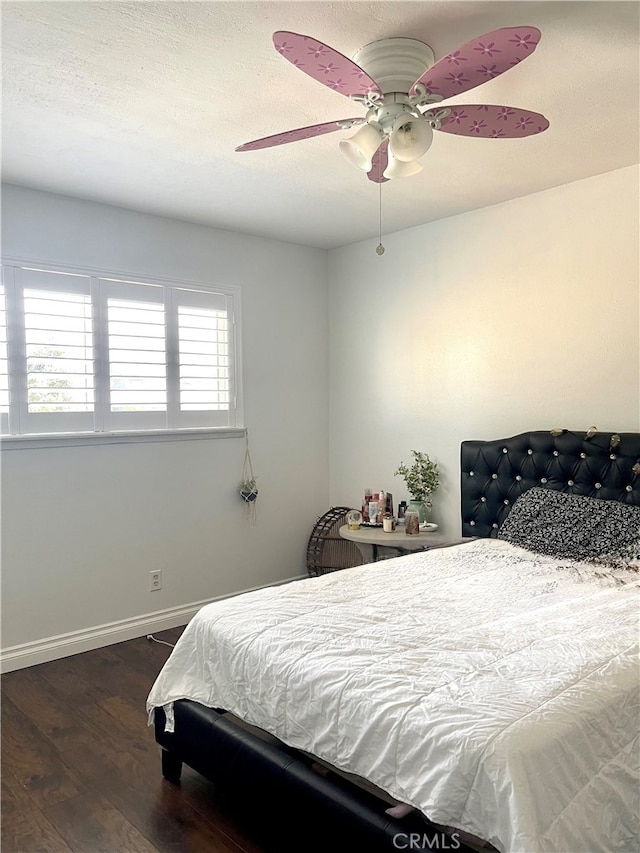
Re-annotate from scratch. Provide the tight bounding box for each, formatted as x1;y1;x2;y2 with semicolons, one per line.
351;37;435;95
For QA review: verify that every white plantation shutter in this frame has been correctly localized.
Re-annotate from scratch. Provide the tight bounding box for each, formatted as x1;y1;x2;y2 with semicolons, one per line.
1;262;240;437
18;268;95;434
108;300;167;409
173;287;234;428
100;279;168;431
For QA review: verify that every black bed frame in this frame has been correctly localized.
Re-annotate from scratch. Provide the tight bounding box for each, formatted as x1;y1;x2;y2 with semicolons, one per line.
154;429;640;851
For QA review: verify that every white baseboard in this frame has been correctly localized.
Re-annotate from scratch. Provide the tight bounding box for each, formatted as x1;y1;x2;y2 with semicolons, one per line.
0;574;305;673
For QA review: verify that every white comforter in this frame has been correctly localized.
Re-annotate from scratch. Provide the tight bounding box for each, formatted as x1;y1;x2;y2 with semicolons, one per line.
147;539;640;853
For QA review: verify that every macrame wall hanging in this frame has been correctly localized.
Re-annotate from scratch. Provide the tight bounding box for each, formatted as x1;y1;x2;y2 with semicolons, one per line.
239;431;258;525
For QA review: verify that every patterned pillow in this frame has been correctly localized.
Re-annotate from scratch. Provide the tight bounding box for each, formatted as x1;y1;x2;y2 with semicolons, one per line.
497;487;640;564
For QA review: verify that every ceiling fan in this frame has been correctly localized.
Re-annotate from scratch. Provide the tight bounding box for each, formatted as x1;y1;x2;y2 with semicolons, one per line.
236;27;549;182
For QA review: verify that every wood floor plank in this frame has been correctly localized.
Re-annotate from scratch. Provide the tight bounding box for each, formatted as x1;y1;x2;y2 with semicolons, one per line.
1;628;272;853
1;766;36;818
1;694;83;809
34;653;116;706
74;696;161;775
44;792;160;853
3;665;89;741
42;645;153;708
4;655;154;759
92;645;168;706
109;632;180;679
96;751;248;853
75;699;265;852
101;693;154;738
2;659;252;851
2;662;147;786
1;774;73;853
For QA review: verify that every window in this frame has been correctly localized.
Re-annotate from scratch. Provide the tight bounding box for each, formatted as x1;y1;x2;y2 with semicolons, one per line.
0;263;241;437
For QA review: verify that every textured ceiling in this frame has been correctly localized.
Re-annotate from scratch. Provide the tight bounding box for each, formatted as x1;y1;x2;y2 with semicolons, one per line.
2;1;639;249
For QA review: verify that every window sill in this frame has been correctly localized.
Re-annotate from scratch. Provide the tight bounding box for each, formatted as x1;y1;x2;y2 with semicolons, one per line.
0;427;246;450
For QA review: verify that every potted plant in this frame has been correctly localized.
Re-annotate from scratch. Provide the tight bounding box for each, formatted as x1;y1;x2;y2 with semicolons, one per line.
239;477;258;502
394;451;439;523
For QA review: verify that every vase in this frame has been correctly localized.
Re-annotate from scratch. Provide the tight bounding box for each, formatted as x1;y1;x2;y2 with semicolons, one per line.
408;499;429;524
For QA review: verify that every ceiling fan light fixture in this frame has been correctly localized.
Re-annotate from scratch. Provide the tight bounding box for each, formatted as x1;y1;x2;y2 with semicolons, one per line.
389;115;433;163
382;151;423;180
238;28;549;186
339;122;383;172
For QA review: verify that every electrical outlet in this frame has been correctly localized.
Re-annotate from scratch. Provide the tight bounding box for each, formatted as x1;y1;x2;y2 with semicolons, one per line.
149;570;162;591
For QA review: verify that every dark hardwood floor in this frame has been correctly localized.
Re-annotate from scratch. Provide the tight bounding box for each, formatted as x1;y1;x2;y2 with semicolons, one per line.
1;628;270;853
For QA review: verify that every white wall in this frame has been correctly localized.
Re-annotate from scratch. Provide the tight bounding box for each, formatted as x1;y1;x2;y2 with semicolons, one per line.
1;185;329;656
328;166;640;535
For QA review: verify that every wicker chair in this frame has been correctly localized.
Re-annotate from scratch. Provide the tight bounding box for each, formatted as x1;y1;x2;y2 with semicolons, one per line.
306;506;365;577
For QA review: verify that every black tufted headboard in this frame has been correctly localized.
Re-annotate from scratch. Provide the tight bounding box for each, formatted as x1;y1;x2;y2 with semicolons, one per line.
461;430;640;538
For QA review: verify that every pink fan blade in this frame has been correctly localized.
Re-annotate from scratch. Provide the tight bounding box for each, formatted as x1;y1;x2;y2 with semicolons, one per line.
236;119;363;152
410;26;541;100
436;105;549;138
273;31;382;98
368;140;389;183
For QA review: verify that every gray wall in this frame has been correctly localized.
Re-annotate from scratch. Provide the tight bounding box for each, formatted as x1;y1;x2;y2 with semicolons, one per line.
1;185;329;654
3;165;639;664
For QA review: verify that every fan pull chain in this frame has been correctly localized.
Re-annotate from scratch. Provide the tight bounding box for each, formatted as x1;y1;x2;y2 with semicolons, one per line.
376;181;385;256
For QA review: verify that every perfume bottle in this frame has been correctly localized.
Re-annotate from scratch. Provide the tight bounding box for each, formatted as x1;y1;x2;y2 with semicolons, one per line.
363;488;372;522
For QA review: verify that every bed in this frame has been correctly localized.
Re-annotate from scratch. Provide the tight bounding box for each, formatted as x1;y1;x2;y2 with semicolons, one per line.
147;430;640;852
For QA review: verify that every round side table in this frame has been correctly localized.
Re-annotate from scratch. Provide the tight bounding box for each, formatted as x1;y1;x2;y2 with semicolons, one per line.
338;525;466;563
